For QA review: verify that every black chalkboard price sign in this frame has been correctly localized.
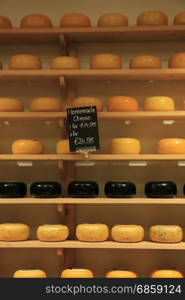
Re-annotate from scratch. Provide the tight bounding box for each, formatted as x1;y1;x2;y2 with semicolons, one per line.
67;106;100;152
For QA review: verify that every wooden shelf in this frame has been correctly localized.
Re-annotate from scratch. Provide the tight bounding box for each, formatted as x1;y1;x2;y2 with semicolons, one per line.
0;112;66;120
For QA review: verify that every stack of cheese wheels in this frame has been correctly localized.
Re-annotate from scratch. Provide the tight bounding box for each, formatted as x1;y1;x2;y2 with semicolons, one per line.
111;225;144;242
0;223;30;241
97;13;128;26
76;223;109;242
144;96;175;111
110;138;141;154
150;225;183;243
130;55;161;69
105;270;138;278
90;54;122;69
12;139;43;154
108;96;138;111
36;225;69;242
60;13;91;27
72;97;103;111
9;55;41;70
0;16;12;28
169;53;185;68
56;139;71;154
137;11;168;26
174;12;185;25
13;269;47;278
20;14;52;28
157;138;185;154
61;268;94;278
50;56;81;69
151;270;183;278
30;97;62;112
0;98;24;112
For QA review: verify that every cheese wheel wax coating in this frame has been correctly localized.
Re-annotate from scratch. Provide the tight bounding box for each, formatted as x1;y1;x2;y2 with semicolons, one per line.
13;270;47;278
50;56;81;70
157;138;185;154
12;139;43;154
129;55;161;69
105;270;138;278
61;269;94;278
151;270;183;278
90;54;122;69
72;97;103;111
36;225;69;241
20;14;52;28
169;53;185;68
137;11;168;26
56;140;72;154
110;138;141;154
144;96;175;111
108;96;138;111
173;12;185;25
60;13;91;27
30;97;62;112
0;16;12;28
150;225;183;243
0;98;24;112
0;223;30;241
76;224;109;242
9;55;41;70
97;13;128;26
111;225;144;242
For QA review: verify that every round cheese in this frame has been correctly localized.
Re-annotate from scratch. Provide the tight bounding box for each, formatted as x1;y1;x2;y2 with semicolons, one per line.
90;54;122;69
30;97;62;112
150;225;183;243
50;56;81;70
97;13;128;26
110;138;141;154
56;140;72;154
72;97;103;111
137;11;168;26
13;269;47;278
129;55;161;69
105;270;138;278
144;96;175;111
12;139;43;154
36;224;69;242
169;52;185;68
9;55;41;70
76;223;109;242
60;13;91;27
20;14;52;28
0;98;24;112
151;270;183;278
108;96;138;112
0;223;30;241
174;12;185;25
0;16;12;28
157;138;185;154
111;225;144;242
61;269;94;278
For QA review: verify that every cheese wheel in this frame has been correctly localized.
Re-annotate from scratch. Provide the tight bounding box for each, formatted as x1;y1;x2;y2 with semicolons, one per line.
56;140;72;154
20;14;52;28
9;55;41;70
72;97;103;111
151;270;183;278
137;11;168;26
0;98;24;112
150;225;183;243
174;12;185;25
36;225;69;241
105;270;138;278
61;269;94;278
60;13;91;27
76;223;109;242
110;138;141;154
12;139;43;154
30;97;62;112
111;225;144;242
13;270;47;278
157;138;185;154
169;53;185;68
0;16;12;28
50;56;81;70
144;96;175;111
129;55;161;69
97;13;128;26
108;96;138;112
0;223;30;241
90;54;122;69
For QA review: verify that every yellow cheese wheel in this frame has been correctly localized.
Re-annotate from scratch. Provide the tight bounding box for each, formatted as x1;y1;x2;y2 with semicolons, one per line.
50;56;81;70
151;270;183;278
97;13;128;26
105;270;138;278
0;16;12;28
30;97;62;112
110;138;141;154
61;269;94;278
174;12;185;25
157;138;185;154
0;223;30;241
129;55;161;69
169;53;185;68
60;13;91;27
108;96;138;112
150;225;183;243
9;55;41;70
12;139;43;154
36;225;69;242
76;223;109;242
111;225;144;242
90;54;122;69
20;14;52;28
144;96;175;111
0;98;24;112
137;11;168;26
56;140;72;154
13;269;47;278
72;97;103;111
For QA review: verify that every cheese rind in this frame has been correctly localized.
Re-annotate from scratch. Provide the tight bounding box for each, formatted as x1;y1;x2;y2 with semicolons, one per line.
50;56;81;69
0;223;30;241
60;13;91;27
36;225;69;241
0;98;24;112
157;138;185;154
9;55;41;70
174;12;185;25
76;223;109;242
144;96;175;111
0;16;12;28
61;269;94;278
151;270;183;278
137;11;168;26
20;14;52;28
105;270;138;278
97;13;128;26
30;97;62;112
111;225;144;242
12;139;43;154
108;96;138;112
150;225;183;243
13;270;47;278
169;52;185;68
130;55;161;69
72;97;103;111
110;138;141;154
56;140;71;154
90;54;122;69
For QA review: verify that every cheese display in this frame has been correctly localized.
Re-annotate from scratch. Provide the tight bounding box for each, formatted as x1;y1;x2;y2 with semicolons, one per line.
76;223;109;242
50;56;81;70
30;97;62;112
157;138;185;154
68;181;99;198
61;269;94;278
0;182;27;198
12;139;43;154
9;55;41;70
104;181;136;198
111;225;144;242
105;270;138;278
137;11;168;26
150;270;183;278
56;139;71;154
144;96;175;111
0;98;24;112
90;54;122;69
110;138;141;154
173;12;185;25
0;223;30;241
20;14;52;28
97;13;128;26
0;16;12;28
30;182;62;198
36;224;69;242
13;269;47;278
72;97;103;111
60;13;91;27
169;53;185;68
129;55;161;69
150;225;183;243
145;181;177;198
108;96;138;111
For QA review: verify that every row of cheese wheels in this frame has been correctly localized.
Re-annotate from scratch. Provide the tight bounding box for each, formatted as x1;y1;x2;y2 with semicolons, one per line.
0;223;183;243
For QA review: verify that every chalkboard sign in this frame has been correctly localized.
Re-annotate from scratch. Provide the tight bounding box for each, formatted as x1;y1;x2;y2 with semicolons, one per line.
67;106;100;152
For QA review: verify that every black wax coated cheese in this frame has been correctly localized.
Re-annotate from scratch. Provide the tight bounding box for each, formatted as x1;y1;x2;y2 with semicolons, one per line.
30;182;62;198
145;181;177;198
104;181;136;198
0;182;27;198
68;181;99;198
